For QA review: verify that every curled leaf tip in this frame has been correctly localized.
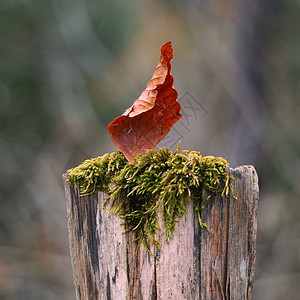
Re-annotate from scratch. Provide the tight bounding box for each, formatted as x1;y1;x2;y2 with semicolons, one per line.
161;41;174;62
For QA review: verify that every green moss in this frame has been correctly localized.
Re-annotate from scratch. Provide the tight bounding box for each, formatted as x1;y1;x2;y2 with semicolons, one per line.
68;144;233;253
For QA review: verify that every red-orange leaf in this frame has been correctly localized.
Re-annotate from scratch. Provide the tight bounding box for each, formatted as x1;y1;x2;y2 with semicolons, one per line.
107;41;182;163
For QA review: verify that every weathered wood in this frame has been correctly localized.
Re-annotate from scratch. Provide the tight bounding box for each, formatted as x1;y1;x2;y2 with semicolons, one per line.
63;165;258;300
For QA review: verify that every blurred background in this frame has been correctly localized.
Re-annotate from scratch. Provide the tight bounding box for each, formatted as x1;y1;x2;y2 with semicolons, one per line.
0;0;299;299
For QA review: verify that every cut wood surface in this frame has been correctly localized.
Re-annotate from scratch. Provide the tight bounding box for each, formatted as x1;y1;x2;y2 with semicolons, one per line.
63;165;259;300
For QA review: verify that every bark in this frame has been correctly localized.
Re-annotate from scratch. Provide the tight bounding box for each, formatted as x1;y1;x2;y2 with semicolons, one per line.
63;165;258;300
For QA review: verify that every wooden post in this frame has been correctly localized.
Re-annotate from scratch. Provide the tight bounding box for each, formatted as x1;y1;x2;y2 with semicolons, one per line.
63;165;258;300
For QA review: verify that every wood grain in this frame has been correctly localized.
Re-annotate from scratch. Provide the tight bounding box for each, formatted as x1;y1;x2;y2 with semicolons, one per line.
63;165;258;299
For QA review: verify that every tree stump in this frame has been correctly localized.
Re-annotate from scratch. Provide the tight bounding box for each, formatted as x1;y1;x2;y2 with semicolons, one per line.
63;165;258;300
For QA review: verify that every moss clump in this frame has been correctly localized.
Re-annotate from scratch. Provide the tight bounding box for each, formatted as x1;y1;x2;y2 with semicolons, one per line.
68;144;232;253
